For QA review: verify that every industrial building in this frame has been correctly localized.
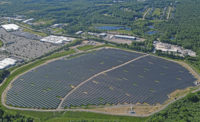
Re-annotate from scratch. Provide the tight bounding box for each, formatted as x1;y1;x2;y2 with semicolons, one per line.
88;32;98;36
75;31;83;35
182;49;197;57
113;35;136;40
154;41;178;52
23;18;34;23
1;24;20;31
98;33;107;38
51;23;64;28
0;58;17;70
154;41;196;57
40;35;72;44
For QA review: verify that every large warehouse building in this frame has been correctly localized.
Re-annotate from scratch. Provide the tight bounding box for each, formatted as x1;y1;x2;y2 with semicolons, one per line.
40;35;72;44
0;58;17;70
113;35;136;40
1;24;20;31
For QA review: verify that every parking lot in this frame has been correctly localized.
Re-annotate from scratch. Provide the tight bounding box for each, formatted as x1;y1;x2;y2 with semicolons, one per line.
0;28;60;61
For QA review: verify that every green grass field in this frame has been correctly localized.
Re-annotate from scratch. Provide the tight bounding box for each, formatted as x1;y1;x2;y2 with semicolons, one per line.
45;112;147;122
8;111;147;122
23;28;48;37
152;8;161;17
77;44;110;51
0;40;3;47
77;45;96;51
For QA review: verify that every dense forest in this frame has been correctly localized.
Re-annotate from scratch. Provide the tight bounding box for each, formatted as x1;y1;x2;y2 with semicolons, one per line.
144;1;200;121
147;91;200;122
0;0;172;33
0;70;9;83
0;109;33;121
156;0;200;72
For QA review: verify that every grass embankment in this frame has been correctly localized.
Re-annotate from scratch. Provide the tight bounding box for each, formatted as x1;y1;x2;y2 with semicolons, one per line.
77;44;108;51
186;60;200;74
46;112;147;122
23;28;48;37
78;45;96;51
51;28;64;34
10;110;147;122
0;40;3;47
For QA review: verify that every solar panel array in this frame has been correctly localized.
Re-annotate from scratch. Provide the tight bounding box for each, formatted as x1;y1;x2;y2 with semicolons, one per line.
6;48;143;109
61;56;196;107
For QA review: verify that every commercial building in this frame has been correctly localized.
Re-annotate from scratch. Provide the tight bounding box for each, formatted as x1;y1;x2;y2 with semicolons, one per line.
51;24;64;28
113;35;136;40
0;58;17;70
98;33;107;38
40;35;72;44
88;32;98;36
23;18;34;23
1;24;20;31
154;41;179;52
183;49;196;57
75;31;83;35
154;41;196;57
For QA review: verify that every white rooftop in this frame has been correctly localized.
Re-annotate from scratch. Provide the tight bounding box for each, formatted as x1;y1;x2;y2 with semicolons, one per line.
1;24;19;31
0;58;17;70
114;35;136;39
154;41;196;57
75;31;83;35
23;18;34;23
40;35;72;44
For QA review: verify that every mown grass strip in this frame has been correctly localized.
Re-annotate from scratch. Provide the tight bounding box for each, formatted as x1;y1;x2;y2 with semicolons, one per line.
0;40;3;47
78;44;109;51
45;111;147;122
78;45;96;51
23;28;48;37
